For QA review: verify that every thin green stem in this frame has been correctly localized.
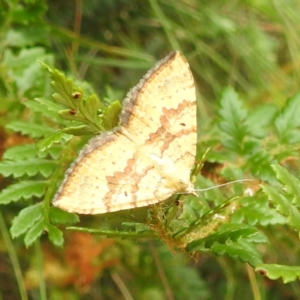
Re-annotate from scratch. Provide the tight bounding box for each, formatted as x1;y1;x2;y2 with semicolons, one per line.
35;240;47;300
111;272;134;300
149;242;174;300
0;211;28;300
67;226;157;239
247;264;261;300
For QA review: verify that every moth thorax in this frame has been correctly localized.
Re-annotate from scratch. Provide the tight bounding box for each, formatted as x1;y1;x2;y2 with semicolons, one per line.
176;179;196;196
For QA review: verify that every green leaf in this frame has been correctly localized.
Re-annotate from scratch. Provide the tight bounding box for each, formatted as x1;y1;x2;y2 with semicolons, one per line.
24;218;45;247
48;224;64;247
272;164;300;204
185;222;265;267
36;131;70;152
180;201;199;223
6;121;55;138
76;92;101;131
256;264;300;283
84;93;102;125
58;109;80;121
10;203;43;238
41;62;105;133
45;145;63;160
6;28;50;47
186;227;260;253
35;97;65;113
0;181;47;204
40;62;75;109
262;185;300;233
51;78;75;108
218;223;268;243
274;93;300;143
261;185;287;216
3;144;37;160
103;100;122;130
218;87;249;152
0;159;56;177
4;47;49;93
212;241;263;267
3;144;63;160
61;125;95;136
24;99;63;124
49;207;79;225
246;150;275;182
232;194;286;226
246;103;278;138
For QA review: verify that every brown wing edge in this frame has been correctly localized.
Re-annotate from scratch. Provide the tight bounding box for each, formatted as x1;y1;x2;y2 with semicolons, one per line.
53;131;117;206
120;51;186;127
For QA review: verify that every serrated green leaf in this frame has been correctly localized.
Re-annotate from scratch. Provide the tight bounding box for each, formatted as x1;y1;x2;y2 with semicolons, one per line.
52;92;73;107
232;195;286;226
50;67;73;94
0;181;47;204
271;164;300;204
3;144;37;160
77;94;95;124
286;213;300;232
34;97;65;113
36;131;70;152
85;94;102;122
6;121;55;138
24;99;62;123
59;102;102;133
103;100;122;130
279;130;300;144
46;145;63;159
5;47;45;69
218;88;249;150
50;71;76;108
246;104;278;138
220;139;240;151
48;224;64;247
58;109;79;120
42;63;104;133
6;28;49;47
274;93;300;143
219;223;269;243
4;47;48;93
256;264;300;283
3;144;63;160
212;241;262;267
10;203;43;238
246;150;275;182
39;61;52;73
186;228;259;253
262;185;289;215
24;218;45;247
0;159;56;178
61;125;95;136
262;185;300;233
49;207;79;225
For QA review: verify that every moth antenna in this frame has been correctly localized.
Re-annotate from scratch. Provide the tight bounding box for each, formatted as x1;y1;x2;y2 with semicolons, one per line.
194;179;255;192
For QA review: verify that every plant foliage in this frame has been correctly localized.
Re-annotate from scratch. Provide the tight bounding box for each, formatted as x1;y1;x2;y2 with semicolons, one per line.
2;61;300;285
2;1;300;299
